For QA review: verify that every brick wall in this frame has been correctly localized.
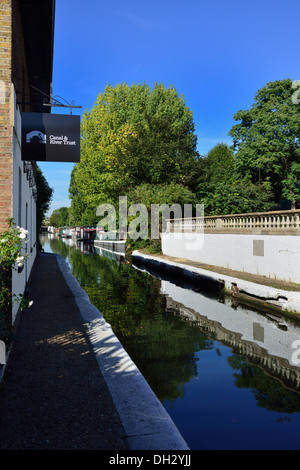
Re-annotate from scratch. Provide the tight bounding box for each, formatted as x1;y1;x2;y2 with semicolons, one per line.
0;0;13;232
11;0;30;110
0;0;30;232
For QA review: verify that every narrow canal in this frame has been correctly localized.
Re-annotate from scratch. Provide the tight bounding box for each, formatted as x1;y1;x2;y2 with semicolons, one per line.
41;235;300;450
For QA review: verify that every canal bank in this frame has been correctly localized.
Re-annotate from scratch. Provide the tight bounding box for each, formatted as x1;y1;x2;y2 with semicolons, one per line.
132;251;300;319
0;252;189;451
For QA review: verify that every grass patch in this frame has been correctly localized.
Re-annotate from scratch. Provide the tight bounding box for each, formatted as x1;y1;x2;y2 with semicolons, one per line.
125;238;162;258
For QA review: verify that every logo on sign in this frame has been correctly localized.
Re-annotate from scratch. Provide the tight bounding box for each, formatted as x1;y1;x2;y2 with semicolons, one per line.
26;131;46;144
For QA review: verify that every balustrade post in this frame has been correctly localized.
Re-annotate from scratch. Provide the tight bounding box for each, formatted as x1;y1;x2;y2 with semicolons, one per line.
216;218;223;230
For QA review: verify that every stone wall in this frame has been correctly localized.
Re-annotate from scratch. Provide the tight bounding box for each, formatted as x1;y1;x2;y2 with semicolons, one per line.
161;231;300;284
163;210;300;284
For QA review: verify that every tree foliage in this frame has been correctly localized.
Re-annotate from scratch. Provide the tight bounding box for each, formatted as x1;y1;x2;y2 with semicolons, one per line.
199;179;274;215
68;79;300;222
228;79;300;205
197;143;235;196
197;143;274;215
69;82;199;224
127;182;197;209
36;166;53;235
49;207;69;227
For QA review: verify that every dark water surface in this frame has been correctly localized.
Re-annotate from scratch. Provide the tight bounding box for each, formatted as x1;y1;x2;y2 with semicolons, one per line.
41;235;300;450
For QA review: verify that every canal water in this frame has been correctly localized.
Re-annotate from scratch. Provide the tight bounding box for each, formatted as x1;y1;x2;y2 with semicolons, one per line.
41;235;300;450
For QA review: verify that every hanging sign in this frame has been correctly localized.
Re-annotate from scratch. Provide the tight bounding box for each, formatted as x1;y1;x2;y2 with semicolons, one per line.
21;112;80;162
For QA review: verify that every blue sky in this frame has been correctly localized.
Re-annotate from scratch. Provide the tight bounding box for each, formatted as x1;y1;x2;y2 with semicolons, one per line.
39;0;300;216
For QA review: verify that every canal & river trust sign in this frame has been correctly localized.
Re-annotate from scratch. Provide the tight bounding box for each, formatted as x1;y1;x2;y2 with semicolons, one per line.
22;112;80;162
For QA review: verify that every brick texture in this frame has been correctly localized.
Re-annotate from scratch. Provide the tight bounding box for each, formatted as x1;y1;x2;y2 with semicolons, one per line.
0;1;31;232
0;0;12;231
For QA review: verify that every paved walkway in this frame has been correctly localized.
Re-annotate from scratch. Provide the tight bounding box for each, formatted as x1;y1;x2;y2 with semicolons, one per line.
0;253;127;450
0;252;189;451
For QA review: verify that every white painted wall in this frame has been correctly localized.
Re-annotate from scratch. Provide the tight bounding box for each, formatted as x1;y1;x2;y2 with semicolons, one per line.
11;92;37;321
161;231;300;285
160;280;300;367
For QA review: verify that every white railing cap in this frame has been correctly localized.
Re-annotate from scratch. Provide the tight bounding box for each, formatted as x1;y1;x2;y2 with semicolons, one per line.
166;208;300;222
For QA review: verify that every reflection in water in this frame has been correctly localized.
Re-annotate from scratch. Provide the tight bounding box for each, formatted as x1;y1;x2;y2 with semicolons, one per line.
41;235;300;450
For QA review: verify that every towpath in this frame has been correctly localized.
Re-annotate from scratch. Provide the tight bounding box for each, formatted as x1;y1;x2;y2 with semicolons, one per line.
0;252;127;450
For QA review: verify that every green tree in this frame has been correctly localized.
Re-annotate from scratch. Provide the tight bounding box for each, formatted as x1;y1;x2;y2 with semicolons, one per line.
125;182;197;245
197;143;235;197
127;182;197;209
69;82;199;223
49;206;69;227
69;166;86;225
228;79;300;206
199;178;274;215
196;143;274;215
36;166;53;235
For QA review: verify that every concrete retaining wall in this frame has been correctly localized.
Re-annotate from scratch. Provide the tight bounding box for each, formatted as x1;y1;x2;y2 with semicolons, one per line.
161;232;300;285
132;251;300;316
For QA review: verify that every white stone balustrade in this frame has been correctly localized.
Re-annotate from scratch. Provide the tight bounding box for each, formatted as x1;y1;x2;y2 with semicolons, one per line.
166;209;300;235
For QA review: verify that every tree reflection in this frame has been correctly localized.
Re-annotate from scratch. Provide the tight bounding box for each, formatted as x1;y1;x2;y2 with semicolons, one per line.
64;244;214;402
49;238;69;259
45;237;300;414
228;355;300;413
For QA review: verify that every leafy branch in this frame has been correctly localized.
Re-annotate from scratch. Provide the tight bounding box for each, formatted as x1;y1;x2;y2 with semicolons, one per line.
0;219;33;346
